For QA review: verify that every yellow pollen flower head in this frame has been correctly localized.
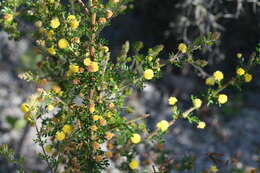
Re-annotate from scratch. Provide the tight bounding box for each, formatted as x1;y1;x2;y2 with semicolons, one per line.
178;43;188;53
105;151;113;158
193;98;202;109
95;155;103;162
236;53;242;59
92;115;100;121
69;64;79;73
210;165;219;173
70;19;79;29
52;85;61;94
20;103;29;113
62;124;73;134
44;144;52;153
218;94;228;104
205;77;215;86
47;47;56;55
130;133;141;144
106;9;113;18
213;71;224;81
197;121;206;129
99;17;107;24
99;119;107;126
244;73;252;83
3;14;13;22
92;142;100;150
89;103;95;113
156;120;169;132
58;39;69;49
129;160;139;169
67;15;76;21
168;97;178;105
108;103;115;109
55;131;65;141
88;62;99;72
47;105;54;111
143;69;154;80
91;125;98;131
50;17;60;29
236;68;245;76
84;58;91;66
105;132;114;140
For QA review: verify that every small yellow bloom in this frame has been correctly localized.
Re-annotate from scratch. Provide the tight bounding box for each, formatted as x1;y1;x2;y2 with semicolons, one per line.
47;47;56;55
91;125;98;131
106;9;113;19
99;17;107;24
58;39;69;49
218;94;228;104
143;69;154;80
20;103;29;113
44;144;52;153
210;165;219;172
197;121;206;129
70;19;79;29
106;112;113;118
236;68;245;76
47;105;54;111
92;142;100;150
50;17;60;29
88;62;99;72
67;15;76;21
130;133;141;144
89;103;95;113
52;85;61;94
55;131;65;141
129;160;139;169
205;77;215;86
71;37;80;43
95;155;103;162
147;56;153;61
178;43;188;53
244;73;252;83
236;53;242;59
108;103;115;109
69;64;79;73
105;132;114;140
156;120;169;132
213;71;224;81
62;124;73;134
105;151;113;158
84;58;91;66
3;14;13;22
168;97;178;105
193;98;202;109
99;119;107;126
92;115;100;121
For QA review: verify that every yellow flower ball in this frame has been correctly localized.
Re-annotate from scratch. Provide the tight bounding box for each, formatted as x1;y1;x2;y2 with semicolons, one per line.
92;115;100;121
236;68;245;76
50;17;60;29
88;62;99;72
106;9;113;19
178;43;188;53
20;103;29;113
193;98;202;109
55;131;65;141
197;121;206;129
168;97;178;105
3;14;13;22
213;71;224;81
143;69;154;80
62;124;73;134
67;15;76;21
70;19;79;29
105;132;114;140
130;133;141;144
99;17;107;24
84;58;92;66
91;125;98;131
92;142;100;150
236;53;242;59
44;144;52;153
95;155;103;162
47;47;56;55
129;160;139;170
205;77;215;86
218;94;228;104
156;120;169;132
47;105;54;111
58;39;69;49
89;103;95;113
69;64;79;73
52;85;61;94
244;73;252;83
105;151;113;158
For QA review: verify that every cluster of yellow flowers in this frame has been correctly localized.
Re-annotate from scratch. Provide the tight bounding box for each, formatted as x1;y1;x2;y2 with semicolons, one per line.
55;124;73;141
236;67;253;82
84;58;99;73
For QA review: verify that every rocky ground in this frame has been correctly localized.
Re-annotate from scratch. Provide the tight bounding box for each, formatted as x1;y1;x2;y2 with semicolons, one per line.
0;30;259;173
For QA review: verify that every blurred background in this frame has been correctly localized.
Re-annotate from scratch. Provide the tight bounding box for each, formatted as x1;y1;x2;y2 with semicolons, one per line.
0;0;260;172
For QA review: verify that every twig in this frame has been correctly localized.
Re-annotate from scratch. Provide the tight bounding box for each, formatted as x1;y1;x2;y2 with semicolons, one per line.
77;0;89;14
